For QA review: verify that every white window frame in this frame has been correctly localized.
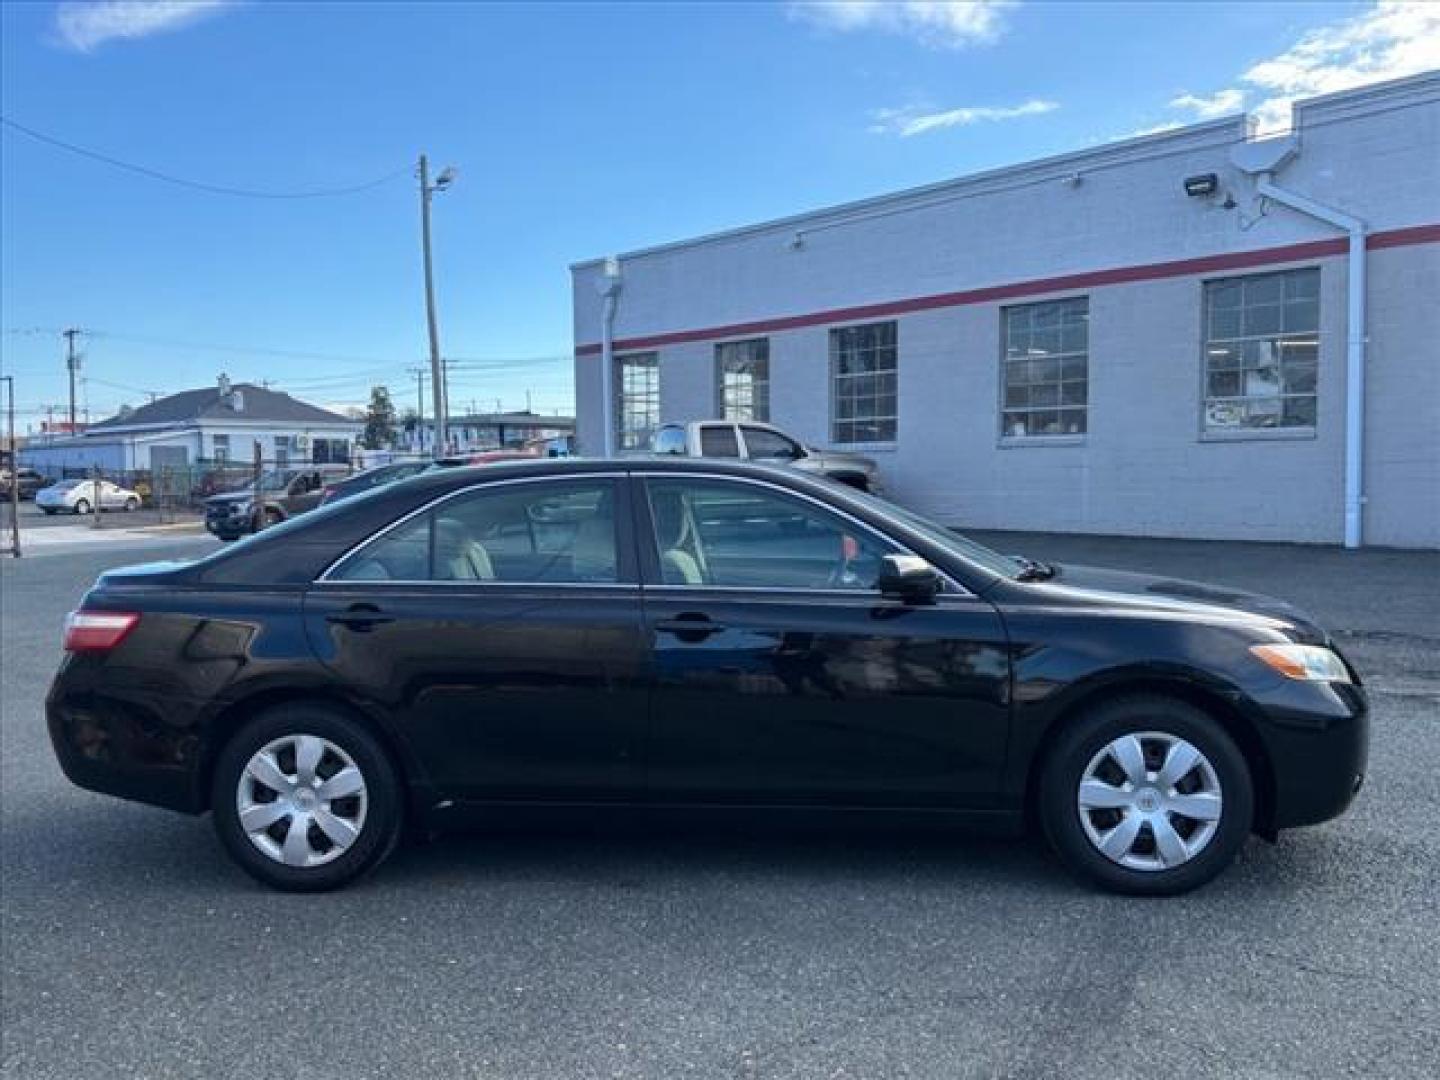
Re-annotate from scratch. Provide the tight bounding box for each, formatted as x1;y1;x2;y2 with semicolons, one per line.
1201;267;1320;440
716;338;770;422
615;352;660;451
999;297;1089;442
829;321;898;446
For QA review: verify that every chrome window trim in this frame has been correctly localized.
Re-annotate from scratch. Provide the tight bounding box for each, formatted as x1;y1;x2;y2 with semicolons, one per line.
633;470;971;597
314;471;630;585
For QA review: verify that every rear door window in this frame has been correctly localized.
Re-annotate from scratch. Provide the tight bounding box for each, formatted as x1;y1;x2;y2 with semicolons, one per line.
330;479;624;584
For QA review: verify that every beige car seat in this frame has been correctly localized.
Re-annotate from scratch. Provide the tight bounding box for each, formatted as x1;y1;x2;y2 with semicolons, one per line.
434;518;495;580
651;490;707;585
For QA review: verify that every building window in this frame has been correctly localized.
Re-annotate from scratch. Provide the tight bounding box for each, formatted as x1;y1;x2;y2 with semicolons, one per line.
211;434;230;463
312;438;349;464
1002;298;1088;438
717;338;769;422
830;321;897;444
616;352;659;451
274;435;291;467
1203;268;1319;432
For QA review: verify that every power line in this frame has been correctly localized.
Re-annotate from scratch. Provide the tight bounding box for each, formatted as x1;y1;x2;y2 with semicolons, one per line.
84;330;400;366
0;115;410;200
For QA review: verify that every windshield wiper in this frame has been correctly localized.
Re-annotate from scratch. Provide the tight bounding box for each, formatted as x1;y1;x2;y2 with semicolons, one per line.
1014;557;1057;582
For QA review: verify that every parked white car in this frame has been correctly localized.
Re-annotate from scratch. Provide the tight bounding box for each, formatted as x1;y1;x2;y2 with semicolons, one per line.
35;479;143;515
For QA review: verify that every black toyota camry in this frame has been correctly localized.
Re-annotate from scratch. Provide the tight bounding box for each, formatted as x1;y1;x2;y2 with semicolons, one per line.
47;458;1367;893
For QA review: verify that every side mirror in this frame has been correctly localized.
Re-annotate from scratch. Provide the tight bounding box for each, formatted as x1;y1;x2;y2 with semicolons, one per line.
877;554;941;604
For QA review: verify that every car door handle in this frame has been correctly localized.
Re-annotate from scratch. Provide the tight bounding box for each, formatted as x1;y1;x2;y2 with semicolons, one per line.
655;614;726;639
326;605;394;630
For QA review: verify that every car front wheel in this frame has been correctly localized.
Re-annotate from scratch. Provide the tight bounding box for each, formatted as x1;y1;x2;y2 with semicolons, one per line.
1039;695;1253;896
73;498;91;515
211;705;402;891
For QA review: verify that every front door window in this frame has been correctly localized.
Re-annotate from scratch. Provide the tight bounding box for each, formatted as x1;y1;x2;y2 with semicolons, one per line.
644;478;892;591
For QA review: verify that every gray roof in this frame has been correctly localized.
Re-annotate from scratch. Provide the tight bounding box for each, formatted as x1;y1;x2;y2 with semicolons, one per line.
90;383;355;431
448;411;575;429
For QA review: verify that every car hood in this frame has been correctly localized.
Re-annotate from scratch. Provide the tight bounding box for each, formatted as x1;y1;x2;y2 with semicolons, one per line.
205;491;255;506
1033;563;1329;644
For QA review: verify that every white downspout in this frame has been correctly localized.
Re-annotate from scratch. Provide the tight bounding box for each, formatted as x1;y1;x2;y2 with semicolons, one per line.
597;257;622;458
1254;176;1367;549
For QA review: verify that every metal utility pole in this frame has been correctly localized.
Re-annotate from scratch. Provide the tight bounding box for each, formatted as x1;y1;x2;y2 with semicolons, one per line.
418;155;456;455
2;375;19;557
63;328;82;430
408;366;427;453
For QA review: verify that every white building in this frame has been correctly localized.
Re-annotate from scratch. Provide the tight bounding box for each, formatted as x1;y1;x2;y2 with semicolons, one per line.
20;376;362;474
572;74;1440;549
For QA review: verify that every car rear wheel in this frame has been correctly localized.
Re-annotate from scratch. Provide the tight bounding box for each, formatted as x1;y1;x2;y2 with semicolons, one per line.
211;704;402;891
1039;695;1253;895
124;496;140;511
73;498;91;515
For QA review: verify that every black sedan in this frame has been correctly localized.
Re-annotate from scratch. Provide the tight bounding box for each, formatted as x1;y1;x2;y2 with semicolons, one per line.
47;459;1367;893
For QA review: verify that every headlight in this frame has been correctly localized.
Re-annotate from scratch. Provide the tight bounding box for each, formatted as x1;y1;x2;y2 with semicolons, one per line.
1250;644;1351;683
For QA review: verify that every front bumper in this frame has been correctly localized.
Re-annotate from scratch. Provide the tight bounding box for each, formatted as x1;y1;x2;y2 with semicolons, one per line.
204;509;251;539
1250;678;1369;831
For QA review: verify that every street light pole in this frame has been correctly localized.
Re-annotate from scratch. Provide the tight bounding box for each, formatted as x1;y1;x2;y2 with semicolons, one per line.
1;375;19;558
418;154;456;456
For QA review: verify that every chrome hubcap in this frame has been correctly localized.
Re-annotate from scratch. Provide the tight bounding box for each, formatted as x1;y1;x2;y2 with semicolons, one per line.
1077;732;1223;872
236;735;367;868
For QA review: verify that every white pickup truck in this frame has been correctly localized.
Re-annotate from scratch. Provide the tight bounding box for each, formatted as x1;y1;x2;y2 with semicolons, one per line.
649;420;885;494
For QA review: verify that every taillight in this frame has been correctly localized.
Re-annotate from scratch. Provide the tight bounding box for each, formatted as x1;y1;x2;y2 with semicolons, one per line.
63;611;141;652
319;487;336;505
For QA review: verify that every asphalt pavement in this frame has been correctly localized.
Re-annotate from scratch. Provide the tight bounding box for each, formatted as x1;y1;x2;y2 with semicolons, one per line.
2;534;1437;1079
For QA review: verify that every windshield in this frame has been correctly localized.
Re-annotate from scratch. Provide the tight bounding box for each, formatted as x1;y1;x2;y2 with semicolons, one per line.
838;485;1026;580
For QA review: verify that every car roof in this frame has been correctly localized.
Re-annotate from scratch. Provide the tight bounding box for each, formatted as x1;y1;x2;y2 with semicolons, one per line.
386;455;807;494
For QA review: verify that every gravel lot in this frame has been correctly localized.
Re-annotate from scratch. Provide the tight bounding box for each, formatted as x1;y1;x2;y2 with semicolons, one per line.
2;534;1437;1079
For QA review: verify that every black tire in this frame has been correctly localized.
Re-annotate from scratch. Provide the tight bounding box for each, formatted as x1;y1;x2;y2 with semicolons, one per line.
211;703;403;891
73;498;91;515
124;497;140;511
1038;695;1253;896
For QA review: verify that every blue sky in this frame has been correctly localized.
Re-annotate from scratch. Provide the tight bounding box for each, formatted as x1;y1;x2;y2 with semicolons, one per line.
2;1;1434;429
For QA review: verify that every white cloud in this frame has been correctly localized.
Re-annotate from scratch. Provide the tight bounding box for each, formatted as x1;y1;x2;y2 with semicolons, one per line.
1240;0;1440;132
1149;2;1440;136
54;1;236;53
1117;120;1185;141
870;98;1057;136
790;1;1018;49
1169;88;1244;119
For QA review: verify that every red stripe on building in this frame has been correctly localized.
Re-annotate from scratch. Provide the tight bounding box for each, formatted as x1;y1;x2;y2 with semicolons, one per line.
574;222;1439;357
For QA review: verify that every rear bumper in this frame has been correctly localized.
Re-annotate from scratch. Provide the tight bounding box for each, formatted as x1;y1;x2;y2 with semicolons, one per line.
46;667;207;814
1253;680;1369;831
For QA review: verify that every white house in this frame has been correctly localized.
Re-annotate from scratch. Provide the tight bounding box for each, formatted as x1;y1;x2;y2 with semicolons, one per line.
20;375;363;475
